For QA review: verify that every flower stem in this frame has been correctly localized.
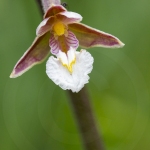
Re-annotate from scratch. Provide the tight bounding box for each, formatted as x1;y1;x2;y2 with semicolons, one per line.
36;0;44;14
67;87;105;150
40;0;61;12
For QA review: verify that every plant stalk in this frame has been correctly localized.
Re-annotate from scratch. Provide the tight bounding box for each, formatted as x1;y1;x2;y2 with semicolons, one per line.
67;87;105;150
40;0;60;12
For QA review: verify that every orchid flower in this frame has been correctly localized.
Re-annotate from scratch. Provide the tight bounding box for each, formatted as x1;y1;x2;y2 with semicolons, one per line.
10;4;124;92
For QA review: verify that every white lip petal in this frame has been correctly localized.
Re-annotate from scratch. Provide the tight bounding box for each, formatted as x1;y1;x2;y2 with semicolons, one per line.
57;50;69;67
46;49;94;92
67;47;76;66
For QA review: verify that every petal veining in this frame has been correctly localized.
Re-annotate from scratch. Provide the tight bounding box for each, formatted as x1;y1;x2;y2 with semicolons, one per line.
50;32;78;55
66;31;79;49
49;35;60;54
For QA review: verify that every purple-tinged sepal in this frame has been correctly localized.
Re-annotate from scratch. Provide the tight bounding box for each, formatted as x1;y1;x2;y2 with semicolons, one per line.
69;23;124;48
10;32;50;78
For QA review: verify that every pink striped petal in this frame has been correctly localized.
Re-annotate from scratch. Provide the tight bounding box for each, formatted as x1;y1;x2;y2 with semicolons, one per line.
44;5;66;18
66;31;79;49
56;11;82;24
69;23;124;48
10;32;50;78
49;35;60;54
49;32;78;55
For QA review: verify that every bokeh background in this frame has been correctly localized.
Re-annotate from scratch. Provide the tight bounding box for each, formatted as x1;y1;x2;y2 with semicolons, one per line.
0;0;150;149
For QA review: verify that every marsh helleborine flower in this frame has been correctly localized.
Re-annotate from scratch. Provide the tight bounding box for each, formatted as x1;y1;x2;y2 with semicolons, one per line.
10;4;124;92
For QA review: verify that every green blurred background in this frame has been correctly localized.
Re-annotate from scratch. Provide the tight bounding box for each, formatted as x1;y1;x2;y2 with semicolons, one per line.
0;0;150;149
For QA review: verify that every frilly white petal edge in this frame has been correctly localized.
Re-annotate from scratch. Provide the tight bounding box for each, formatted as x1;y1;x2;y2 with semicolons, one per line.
46;49;94;92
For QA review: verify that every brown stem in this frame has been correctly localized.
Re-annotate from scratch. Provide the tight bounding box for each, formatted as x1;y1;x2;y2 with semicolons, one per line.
67;87;105;150
36;0;44;14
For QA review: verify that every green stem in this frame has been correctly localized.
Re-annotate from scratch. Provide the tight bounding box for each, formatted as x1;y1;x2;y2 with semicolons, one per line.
67;87;105;150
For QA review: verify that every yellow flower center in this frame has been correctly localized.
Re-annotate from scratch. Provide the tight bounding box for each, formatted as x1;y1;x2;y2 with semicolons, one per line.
53;22;65;36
